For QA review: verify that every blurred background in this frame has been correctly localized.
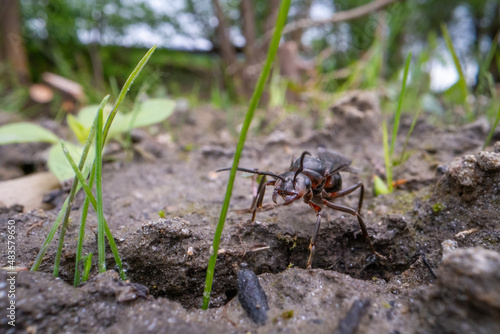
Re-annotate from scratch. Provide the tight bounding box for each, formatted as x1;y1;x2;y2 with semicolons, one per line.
0;0;499;123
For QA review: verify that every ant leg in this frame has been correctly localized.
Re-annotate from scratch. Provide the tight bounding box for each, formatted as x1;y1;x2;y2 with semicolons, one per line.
250;178;275;222
325;182;364;213
323;200;387;260
307;209;323;269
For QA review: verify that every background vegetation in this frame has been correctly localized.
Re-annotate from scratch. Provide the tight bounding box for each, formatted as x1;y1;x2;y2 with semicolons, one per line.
0;0;498;123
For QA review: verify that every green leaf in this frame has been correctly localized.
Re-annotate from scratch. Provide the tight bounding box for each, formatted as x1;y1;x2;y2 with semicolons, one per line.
48;142;95;182
77;104;128;138
373;175;390;196
128;98;176;128
67;115;88;144
0;122;59;145
77;105;102;127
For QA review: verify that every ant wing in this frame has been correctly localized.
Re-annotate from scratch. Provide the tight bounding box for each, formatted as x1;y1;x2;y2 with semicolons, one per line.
317;147;357;173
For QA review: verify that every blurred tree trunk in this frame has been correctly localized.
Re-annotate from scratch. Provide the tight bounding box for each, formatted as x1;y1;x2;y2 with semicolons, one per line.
241;0;257;65
212;0;236;67
212;0;244;100
0;0;30;84
262;0;281;57
289;0;312;52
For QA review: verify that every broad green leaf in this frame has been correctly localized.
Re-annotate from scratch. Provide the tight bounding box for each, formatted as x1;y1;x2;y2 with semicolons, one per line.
127;98;176;128
0;122;59;145
48;142;95;182
78;104;128;139
373;175;390;196
67;115;89;144
77;105;105;128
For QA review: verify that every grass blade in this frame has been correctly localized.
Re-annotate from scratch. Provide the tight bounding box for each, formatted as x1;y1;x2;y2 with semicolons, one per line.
74;196;91;286
201;0;291;310
382;121;393;192
484;104;500;149
390;52;411;157
95;105;106;273
399;108;422;164
441;23;472;121
102;45;157;143
82;253;93;282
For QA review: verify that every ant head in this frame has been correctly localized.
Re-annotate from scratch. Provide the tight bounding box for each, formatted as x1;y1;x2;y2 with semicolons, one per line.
272;171;312;205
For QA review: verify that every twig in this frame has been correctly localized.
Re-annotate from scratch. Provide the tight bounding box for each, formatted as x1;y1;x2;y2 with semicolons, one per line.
258;0;401;46
421;252;437;279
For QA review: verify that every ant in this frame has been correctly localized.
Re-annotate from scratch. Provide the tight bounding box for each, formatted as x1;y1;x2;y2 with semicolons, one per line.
218;148;386;269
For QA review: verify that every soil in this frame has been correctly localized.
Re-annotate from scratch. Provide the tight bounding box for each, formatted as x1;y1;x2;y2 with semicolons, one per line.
1;91;500;333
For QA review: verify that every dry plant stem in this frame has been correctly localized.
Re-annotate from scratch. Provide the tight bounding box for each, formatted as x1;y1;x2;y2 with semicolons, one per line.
201;0;291;310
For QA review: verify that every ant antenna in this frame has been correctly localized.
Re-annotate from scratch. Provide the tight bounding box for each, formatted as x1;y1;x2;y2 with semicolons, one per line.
216;167;285;181
292;151;311;188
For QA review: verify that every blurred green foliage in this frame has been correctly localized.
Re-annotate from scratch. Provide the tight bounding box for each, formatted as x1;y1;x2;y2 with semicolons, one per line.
0;0;497;136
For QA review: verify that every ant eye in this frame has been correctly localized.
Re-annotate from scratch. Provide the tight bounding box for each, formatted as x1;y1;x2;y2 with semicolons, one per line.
304;178;311;187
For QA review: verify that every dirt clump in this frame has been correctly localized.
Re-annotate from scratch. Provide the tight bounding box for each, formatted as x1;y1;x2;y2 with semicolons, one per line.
412;247;500;334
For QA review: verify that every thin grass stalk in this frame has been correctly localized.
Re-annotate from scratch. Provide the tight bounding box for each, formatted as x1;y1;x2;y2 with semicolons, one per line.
102;46;156;143
382;121;393;192
390;52;411;157
61;140;126;279
201;0;291;310
399;107;422;163
74;197;91;285
479;32;499;84
95;106;106;273
441;23;472;121
51;96;109;276
484;104;500;149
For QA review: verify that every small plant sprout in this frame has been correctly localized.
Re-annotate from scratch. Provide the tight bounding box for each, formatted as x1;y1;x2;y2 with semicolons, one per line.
375;53;411;196
29;46;157;282
441;23;472;121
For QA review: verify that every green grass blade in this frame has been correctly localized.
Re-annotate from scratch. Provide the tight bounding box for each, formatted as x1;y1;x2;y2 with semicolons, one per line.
441;23;472;121
62;141;126;280
51;96;109;277
484;104;500;149
382;121;393;193
477;31;499;95
201;0;291;310
30;244;50;271
390;52;411;157
82;253;93;282
102;45;157;144
95;104;106;273
74;196;91;286
399;108;422;163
